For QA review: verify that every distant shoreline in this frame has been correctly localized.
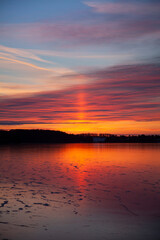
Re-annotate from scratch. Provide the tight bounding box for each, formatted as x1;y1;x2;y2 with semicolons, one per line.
0;129;159;144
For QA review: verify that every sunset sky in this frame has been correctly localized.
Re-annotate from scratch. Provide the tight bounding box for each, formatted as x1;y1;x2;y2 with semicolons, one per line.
0;0;160;134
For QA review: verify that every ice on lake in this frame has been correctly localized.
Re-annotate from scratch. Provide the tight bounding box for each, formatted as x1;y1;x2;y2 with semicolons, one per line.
0;143;160;240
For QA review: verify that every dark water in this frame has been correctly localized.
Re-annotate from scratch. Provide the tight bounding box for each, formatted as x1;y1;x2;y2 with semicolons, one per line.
0;143;160;240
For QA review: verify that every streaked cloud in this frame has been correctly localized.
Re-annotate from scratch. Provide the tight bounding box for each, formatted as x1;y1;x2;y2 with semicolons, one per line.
1;19;159;45
0;55;53;72
0;45;50;63
0;64;159;129
0;45;74;75
84;1;160;15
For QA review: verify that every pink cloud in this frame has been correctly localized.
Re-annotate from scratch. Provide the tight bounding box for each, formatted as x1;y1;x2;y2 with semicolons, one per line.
1;17;160;46
84;2;160;15
0;63;159;126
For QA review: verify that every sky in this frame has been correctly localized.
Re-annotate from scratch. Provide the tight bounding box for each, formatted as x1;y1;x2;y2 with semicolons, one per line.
0;0;160;134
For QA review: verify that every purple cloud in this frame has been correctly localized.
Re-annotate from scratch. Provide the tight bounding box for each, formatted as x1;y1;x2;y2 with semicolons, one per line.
0;63;159;126
84;1;160;15
1;9;159;46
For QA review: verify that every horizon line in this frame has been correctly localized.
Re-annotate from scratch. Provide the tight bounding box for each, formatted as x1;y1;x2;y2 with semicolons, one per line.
0;129;160;137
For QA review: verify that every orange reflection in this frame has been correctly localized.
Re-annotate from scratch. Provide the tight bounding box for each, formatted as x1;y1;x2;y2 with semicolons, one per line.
0;143;160;214
0;144;160;240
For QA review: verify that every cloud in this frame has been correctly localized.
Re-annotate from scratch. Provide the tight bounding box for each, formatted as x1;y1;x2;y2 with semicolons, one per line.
0;44;80;95
0;55;53;72
0;45;51;64
0;45;74;75
0;63;159;127
1;15;160;46
0;120;46;125
84;1;160;15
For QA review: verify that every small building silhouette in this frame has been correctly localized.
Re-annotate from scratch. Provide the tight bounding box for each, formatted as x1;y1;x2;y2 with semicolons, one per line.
93;136;106;143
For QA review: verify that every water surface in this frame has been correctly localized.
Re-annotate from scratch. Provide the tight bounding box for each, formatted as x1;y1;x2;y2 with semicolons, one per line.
0;143;160;240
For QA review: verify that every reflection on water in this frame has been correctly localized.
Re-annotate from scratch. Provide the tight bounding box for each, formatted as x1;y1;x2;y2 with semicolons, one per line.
0;143;160;240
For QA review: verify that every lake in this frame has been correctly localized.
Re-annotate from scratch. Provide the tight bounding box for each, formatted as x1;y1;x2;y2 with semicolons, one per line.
0;143;160;240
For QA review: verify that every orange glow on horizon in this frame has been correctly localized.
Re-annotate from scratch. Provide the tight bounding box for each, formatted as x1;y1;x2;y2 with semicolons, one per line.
1;120;160;135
